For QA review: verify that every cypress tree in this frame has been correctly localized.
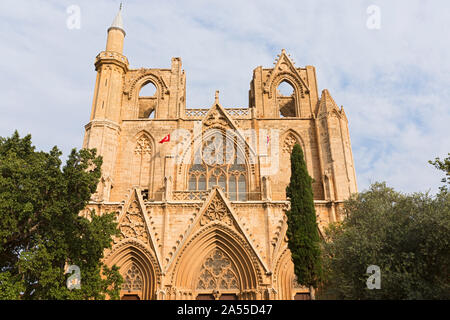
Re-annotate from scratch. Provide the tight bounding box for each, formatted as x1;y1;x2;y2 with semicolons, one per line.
285;144;322;295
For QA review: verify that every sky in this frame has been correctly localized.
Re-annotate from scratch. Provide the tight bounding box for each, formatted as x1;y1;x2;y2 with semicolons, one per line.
0;0;449;194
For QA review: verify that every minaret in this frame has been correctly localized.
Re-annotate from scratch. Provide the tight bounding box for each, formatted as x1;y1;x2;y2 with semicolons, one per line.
106;3;126;53
83;5;129;202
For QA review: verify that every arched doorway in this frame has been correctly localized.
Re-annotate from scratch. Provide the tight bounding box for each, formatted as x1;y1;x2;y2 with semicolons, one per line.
105;241;159;300
274;248;311;300
170;225;261;300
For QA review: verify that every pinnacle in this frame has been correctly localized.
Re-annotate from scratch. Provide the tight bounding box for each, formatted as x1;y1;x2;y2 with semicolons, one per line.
214;90;220;104
319;89;339;113
109;3;125;35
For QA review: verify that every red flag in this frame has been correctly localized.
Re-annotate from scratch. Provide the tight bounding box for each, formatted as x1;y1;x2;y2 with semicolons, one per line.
159;134;170;144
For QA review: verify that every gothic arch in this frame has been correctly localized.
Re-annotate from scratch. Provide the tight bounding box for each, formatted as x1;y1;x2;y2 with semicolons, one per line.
169;223;262;300
105;239;161;300
130;131;156;196
273;248;293;299
177;127;256;198
281;129;306;158
267;71;310;118
126;72;168;101
273;247;310;300
270;72;304;97
132;130;156;152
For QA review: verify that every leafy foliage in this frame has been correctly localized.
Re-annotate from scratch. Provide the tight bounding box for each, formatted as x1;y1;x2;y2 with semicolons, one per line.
320;182;450;299
429;153;450;192
0;131;122;299
285;144;322;288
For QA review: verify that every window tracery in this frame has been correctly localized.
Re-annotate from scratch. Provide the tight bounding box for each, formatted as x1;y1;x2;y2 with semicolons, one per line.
132;135;152;188
122;263;144;291
282;133;298;154
188;131;247;201
196;249;239;291
135;136;152;155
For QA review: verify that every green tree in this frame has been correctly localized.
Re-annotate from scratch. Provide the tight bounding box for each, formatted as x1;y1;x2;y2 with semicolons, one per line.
0;131;122;299
320;182;450;299
285;144;322;295
429;153;450;192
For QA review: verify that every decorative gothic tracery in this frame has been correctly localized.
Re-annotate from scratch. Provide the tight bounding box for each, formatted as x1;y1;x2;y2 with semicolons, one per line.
282;133;298;154
122;263;144;291
135;136;152;155
132;134;152;189
188;131;247;201
117;200;149;243
200;195;233;227
196;250;239;291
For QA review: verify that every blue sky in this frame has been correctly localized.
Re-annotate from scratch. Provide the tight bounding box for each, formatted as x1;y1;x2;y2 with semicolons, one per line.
0;0;449;194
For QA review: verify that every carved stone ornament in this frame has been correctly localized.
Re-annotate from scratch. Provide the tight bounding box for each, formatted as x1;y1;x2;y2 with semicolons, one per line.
204;109;228;127
282;133;298;153
200;195;233;226
196;249;239;290
115;200;149;243
135;136;152;155
122;263;144;291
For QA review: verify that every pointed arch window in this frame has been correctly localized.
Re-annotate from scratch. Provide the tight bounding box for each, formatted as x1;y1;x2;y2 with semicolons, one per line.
282;133;299;154
138;81;158;119
122;263;144;291
132;135;152;190
139;82;157;97
277;80;296;117
277;81;294;96
196;249;239;291
188;131;248;201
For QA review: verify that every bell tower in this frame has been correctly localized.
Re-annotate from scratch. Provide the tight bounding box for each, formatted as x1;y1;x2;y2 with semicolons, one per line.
83;5;129;201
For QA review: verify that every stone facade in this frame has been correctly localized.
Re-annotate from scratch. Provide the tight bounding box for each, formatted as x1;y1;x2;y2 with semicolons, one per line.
81;8;358;300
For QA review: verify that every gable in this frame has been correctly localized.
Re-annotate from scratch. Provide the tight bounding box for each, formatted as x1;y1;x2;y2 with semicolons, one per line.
114;188;162;271
202;102;238;130
164;187;269;274
264;49;310;98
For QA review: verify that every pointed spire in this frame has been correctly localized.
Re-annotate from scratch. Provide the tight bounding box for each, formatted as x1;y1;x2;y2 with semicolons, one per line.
318;89;340;114
340;105;348;121
214;90;220;104
264;49;310;96
109;3;125;35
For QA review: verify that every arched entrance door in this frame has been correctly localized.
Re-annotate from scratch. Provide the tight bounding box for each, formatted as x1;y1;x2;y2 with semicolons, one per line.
105;242;159;300
171;225;260;300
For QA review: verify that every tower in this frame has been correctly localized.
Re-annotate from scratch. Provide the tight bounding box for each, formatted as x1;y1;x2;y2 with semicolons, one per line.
83;5;128;202
316;90;358;221
81;7;358;300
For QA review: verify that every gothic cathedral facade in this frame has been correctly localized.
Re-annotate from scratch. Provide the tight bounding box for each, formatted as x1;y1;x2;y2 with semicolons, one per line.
81;8;358;300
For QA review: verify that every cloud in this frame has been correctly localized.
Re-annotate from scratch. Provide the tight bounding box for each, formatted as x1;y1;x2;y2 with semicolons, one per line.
0;0;448;194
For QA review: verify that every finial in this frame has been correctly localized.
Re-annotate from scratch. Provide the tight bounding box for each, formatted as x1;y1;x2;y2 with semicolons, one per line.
214;90;220;104
109;2;125;34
